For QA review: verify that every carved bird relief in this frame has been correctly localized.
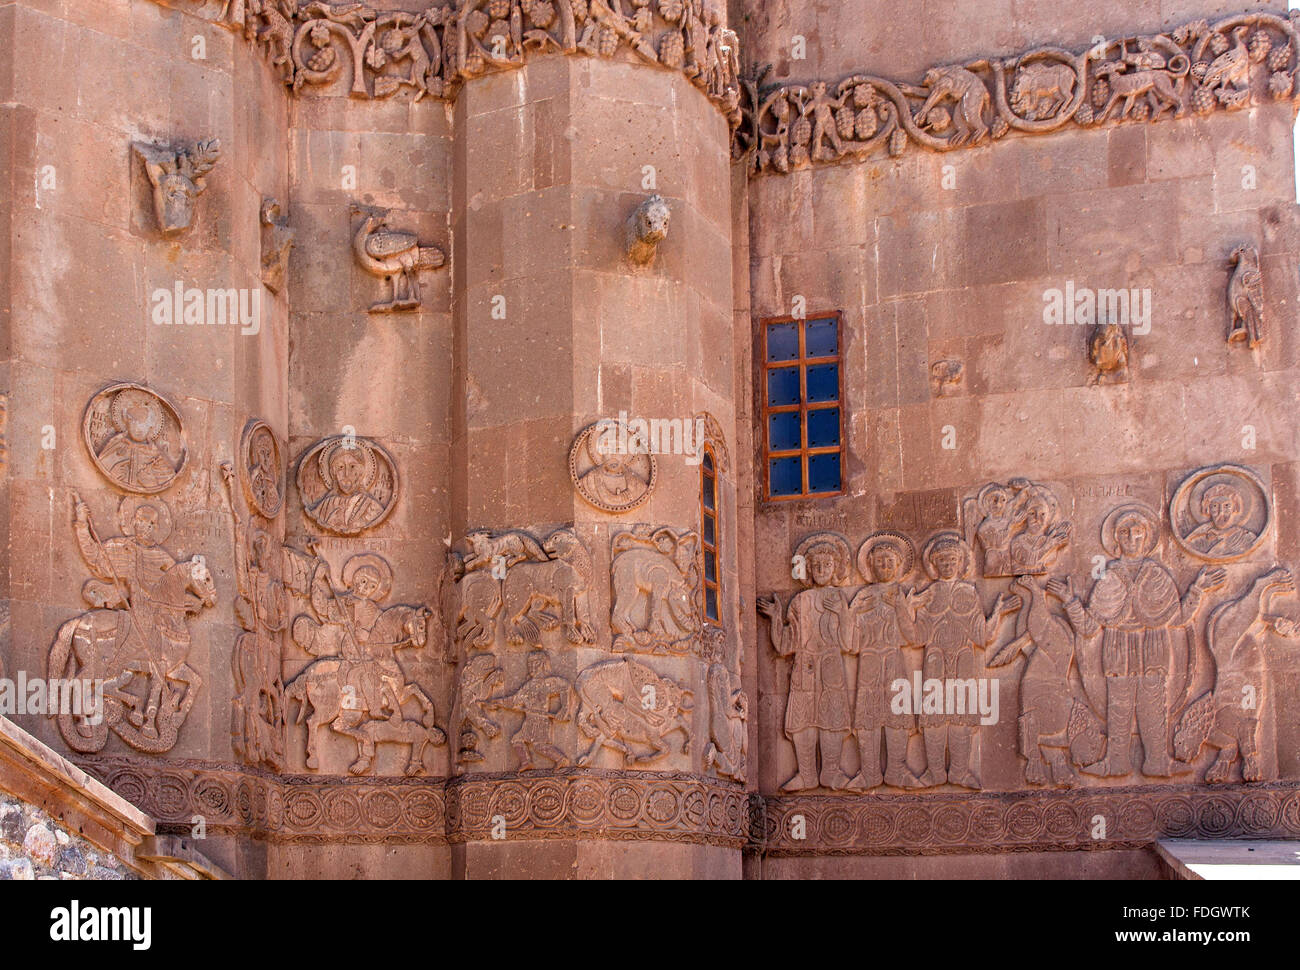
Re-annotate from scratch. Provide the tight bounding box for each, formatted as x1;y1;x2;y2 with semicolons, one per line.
352;205;445;312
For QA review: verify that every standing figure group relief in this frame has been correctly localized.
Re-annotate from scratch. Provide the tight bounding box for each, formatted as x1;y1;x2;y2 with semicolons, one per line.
762;467;1300;796
736;11;1300;173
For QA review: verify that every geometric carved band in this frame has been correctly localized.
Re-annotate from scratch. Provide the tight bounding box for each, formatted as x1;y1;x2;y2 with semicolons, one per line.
76;758;1300;855
74;758;749;849
762;784;1300;856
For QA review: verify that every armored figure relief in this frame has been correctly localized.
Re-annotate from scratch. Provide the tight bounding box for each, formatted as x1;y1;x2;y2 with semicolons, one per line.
610;527;702;655
452;652;505;765
758;532;855;792
1176;567;1299;782
285;549;443;775
911;532;1019;789
295;434;398;535
575;657;693;767
1227;244;1264;347
49;494;216;754
486;650;577;770
133;139;222;236
847;532;921;790
83;384;187;494
1049;503;1224;778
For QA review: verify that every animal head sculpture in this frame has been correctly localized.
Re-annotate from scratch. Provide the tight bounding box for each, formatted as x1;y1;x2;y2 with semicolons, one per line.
135;139;221;235
626;194;671;264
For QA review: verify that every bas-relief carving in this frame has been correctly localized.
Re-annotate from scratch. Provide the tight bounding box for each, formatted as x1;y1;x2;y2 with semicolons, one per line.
963;479;1070;578
49;493;216;754
484;649;577;770
739;11;1300;173
1227;244;1265;348
610;526;702;655
929;359;963;397
351;205;446;312
212;0;742;121
575;657;693;767
241;419;285;519
260;198;295;294
569;421;656;513
1170;464;1270;562
284;548;444;775
133;139;221;236
83;383;187;494
1088;322;1129;385
625;194;670;265
294;434;398;535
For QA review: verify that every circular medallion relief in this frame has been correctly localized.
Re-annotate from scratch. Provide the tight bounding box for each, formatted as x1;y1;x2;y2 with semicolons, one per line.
1170;464;1270;563
82;382;187;493
295;434;398;535
241;419;284;519
569;420;656;513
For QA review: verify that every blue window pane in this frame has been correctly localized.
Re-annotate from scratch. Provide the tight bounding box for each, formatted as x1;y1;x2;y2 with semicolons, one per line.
806;317;838;357
702;475;716;512
705;587;719;622
702;514;715;545
807;408;840;448
768;412;801;451
704;552;717;583
769;457;801;496
806;364;839;403
766;323;798;362
767;367;800;406
808;453;841;493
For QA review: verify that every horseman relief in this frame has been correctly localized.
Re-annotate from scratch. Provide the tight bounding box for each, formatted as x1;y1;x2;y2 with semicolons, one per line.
49;494;216;754
285;548;444;775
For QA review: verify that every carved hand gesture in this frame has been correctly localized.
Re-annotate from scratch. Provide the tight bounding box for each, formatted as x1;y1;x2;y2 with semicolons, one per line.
757;595;781;623
993;593;1022;616
1045;577;1074;602
1193;566;1228;593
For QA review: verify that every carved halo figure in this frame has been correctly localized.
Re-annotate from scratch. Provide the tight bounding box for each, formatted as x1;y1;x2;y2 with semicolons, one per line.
296;435;397;536
570;421;656;513
242;420;284;519
83;384;186;494
1171;464;1270;563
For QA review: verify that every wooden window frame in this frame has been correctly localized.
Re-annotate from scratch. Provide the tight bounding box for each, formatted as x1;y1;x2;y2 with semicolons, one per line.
760;310;846;502
699;445;721;626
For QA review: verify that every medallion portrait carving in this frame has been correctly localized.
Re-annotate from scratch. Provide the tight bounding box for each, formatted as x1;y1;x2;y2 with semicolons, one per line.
241;419;285;519
295;434;398;535
83;383;187;494
569;421;656;513
1170;464;1270;563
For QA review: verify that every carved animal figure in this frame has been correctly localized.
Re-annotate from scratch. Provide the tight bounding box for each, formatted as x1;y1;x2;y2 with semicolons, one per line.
456;529;549;577
1202;26;1252;95
1094;61;1186;121
610;544;701;652
455;569;502;650
1010;61;1076;119
1088;322;1129;385
916;64;990;147
576;658;693;766
352;206;445;311
625;194;670;264
1176;567;1298;782
502;530;595;646
1227;244;1264;348
49;557;216;754
337;707;445;776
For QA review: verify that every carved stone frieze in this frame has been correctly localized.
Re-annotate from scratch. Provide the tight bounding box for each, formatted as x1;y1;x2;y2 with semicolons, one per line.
569;421;657;513
50;494;217;755
204;0;742;123
484;650;577;770
610;526;702;654
133;139;221;235
575;657;693;767
82;383;187;494
738;11;1300;173
285;548;444;775
294;434;398;535
703;629;747;783
962;479;1071;578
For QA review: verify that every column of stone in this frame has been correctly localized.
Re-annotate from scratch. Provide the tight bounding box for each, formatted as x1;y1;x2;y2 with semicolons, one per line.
449;52;745;878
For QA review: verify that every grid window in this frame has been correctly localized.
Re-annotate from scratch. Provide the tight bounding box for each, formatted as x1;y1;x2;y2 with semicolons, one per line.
762;312;844;500
700;448;721;624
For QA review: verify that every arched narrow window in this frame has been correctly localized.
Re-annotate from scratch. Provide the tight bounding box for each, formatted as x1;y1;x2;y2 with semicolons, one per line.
700;446;721;625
